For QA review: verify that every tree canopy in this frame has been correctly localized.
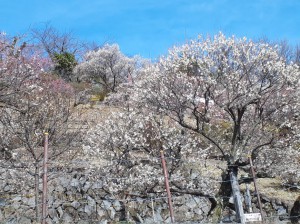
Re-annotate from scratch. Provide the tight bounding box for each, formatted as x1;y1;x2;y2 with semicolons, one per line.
132;33;300;167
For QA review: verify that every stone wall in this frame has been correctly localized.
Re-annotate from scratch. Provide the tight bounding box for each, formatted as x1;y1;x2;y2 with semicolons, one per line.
0;164;297;223
0;167;212;223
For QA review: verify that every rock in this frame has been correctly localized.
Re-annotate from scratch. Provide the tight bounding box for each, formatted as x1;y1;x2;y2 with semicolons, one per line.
26;197;35;208
185;211;194;219
136;197;144;204
201;201;211;214
48;208;58;219
83;181;91;192
102;200;112;209
12;196;22;202
164;216;172;223
112;200;122;211
186;197;197;209
47;195;54;205
58;176;70;188
190;170;199;179
71;201;81;209
144;217;156;224
45;217;54;224
23;208;35;220
0;198;6;206
222;216;233;223
84;204;93;216
57;206;64;218
252;197;258;203
48;184;55;193
18;216;32;224
64;207;77;219
12;201;20;209
99;220;108;224
5;217;18;224
275;198;282;205
277;206;287;216
54;184;64;193
65;191;75;200
79;176;87;185
77;220;91;224
153;211;164;222
3;206;15;218
92;181;103;189
96;205;106;218
108;207;116;219
78;211;89;220
70;178;80;187
252;206;260;213
62;212;73;223
87;195;96;207
194;208;203;215
271;199;277;209
3;185;10;192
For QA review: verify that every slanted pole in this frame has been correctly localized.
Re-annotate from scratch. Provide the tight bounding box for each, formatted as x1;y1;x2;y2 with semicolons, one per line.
249;155;263;220
160;151;175;223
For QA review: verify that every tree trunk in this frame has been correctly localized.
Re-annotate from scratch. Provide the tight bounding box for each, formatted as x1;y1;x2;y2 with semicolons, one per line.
229;167;245;224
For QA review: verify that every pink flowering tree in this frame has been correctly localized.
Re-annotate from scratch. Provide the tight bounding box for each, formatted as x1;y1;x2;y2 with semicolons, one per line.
0;34;47;107
0;33;82;222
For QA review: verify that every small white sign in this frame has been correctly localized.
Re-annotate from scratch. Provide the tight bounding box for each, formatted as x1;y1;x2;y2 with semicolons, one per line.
244;213;262;222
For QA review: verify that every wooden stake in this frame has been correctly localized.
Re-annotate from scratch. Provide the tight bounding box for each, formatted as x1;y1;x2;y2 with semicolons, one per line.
249;155;264;220
160;151;175;223
42;133;48;224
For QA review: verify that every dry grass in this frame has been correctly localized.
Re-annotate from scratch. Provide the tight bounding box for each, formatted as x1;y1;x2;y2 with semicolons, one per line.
72;103;122;124
240;177;299;204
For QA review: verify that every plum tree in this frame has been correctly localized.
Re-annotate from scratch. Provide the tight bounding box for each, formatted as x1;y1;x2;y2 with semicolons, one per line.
86;33;300;221
0;33;82;222
74;44;139;94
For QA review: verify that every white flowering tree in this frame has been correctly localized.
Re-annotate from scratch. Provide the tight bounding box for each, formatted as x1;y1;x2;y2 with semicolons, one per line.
87;109;208;161
130;34;300;219
84;34;299;221
84;108;221;217
74;44;139;94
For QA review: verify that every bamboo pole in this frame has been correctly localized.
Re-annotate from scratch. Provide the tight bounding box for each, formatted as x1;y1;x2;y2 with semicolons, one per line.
42;133;49;224
160;151;175;223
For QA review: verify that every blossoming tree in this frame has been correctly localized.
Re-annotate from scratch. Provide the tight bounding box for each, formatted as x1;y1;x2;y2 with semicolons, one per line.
0;33;83;222
74;44;140;93
132;34;299;219
85;34;299;221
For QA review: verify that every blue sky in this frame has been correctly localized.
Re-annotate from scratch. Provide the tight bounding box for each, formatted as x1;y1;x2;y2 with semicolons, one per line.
0;0;300;59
